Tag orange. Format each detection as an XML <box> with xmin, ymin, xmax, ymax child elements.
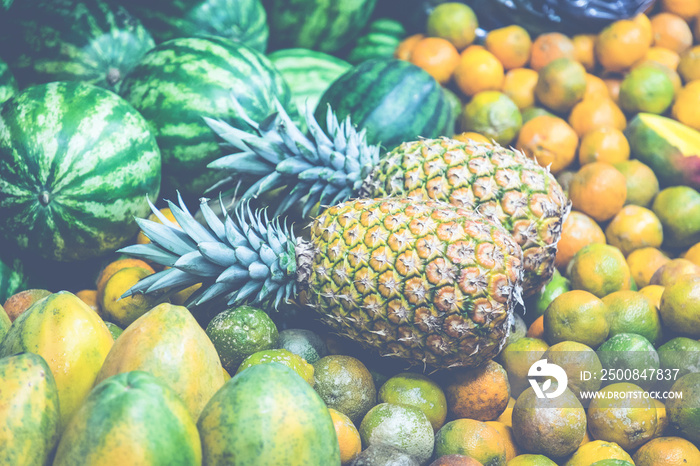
<box><xmin>430</xmin><ymin>455</ymin><xmax>484</xmax><ymax>466</ymax></box>
<box><xmin>568</xmin><ymin>243</ymin><xmax>632</xmax><ymax>298</ymax></box>
<box><xmin>544</xmin><ymin>290</ymin><xmax>609</xmax><ymax>347</ymax></box>
<box><xmin>328</xmin><ymin>408</ymin><xmax>361</xmax><ymax>465</ymax></box>
<box><xmin>453</xmin><ymin>47</ymin><xmax>504</xmax><ymax>96</ymax></box>
<box><xmin>683</xmin><ymin>242</ymin><xmax>700</xmax><ymax>265</ymax></box>
<box><xmin>395</xmin><ymin>33</ymin><xmax>424</xmax><ymax>61</ymax></box>
<box><xmin>583</xmin><ymin>73</ymin><xmax>610</xmax><ymax>100</ymax></box>
<box><xmin>460</xmin><ymin>91</ymin><xmax>522</xmax><ymax>145</ymax></box>
<box><xmin>605</xmin><ymin>205</ymin><xmax>664</xmax><ymax>256</ymax></box>
<box><xmin>443</xmin><ymin>360</ymin><xmax>511</xmax><ymax>422</ymax></box>
<box><xmin>596</xmin><ymin>19</ymin><xmax>651</xmax><ymax>72</ymax></box>
<box><xmin>614</xmin><ymin>159</ymin><xmax>660</xmax><ymax>208</ymax></box>
<box><xmin>426</xmin><ymin>2</ymin><xmax>478</xmax><ymax>50</ymax></box>
<box><xmin>95</xmin><ymin>258</ymin><xmax>155</xmax><ymax>305</ymax></box>
<box><xmin>619</xmin><ymin>64</ymin><xmax>676</xmax><ymax>115</ymax></box>
<box><xmin>100</xmin><ymin>266</ymin><xmax>161</xmax><ymax>328</ymax></box>
<box><xmin>627</xmin><ymin>247</ymin><xmax>671</xmax><ymax>288</ymax></box>
<box><xmin>568</xmin><ymin>98</ymin><xmax>626</xmax><ymax>137</ymax></box>
<box><xmin>496</xmin><ymin>397</ymin><xmax>516</xmax><ymax>427</ymax></box>
<box><xmin>535</xmin><ymin>57</ymin><xmax>587</xmax><ymax>114</ymax></box>
<box><xmin>313</xmin><ymin>355</ymin><xmax>376</xmax><ymax>425</ymax></box>
<box><xmin>530</xmin><ymin>32</ymin><xmax>576</xmax><ymax>71</ymax></box>
<box><xmin>651</xmin><ymin>13</ymin><xmax>693</xmax><ymax>53</ymax></box>
<box><xmin>634</xmin><ymin>59</ymin><xmax>683</xmax><ymax>93</ymax></box>
<box><xmin>666</xmin><ymin>373</ymin><xmax>700</xmax><ymax>444</ymax></box>
<box><xmin>409</xmin><ymin>37</ymin><xmax>460</xmax><ymax>84</ymax></box>
<box><xmin>484</xmin><ymin>25</ymin><xmax>532</xmax><ymax>70</ymax></box>
<box><xmin>541</xmin><ymin>341</ymin><xmax>604</xmax><ymax>407</ymax></box>
<box><xmin>433</xmin><ymin>419</ymin><xmax>507</xmax><ymax>466</ymax></box>
<box><xmin>515</xmin><ymin>115</ymin><xmax>578</xmax><ymax>174</ymax></box>
<box><xmin>136</xmin><ymin>207</ymin><xmax>178</xmax><ymax>245</ymax></box>
<box><xmin>678</xmin><ymin>45</ymin><xmax>700</xmax><ymax>83</ymax></box>
<box><xmin>555</xmin><ymin>211</ymin><xmax>607</xmax><ymax>271</ymax></box>
<box><xmin>661</xmin><ymin>0</ymin><xmax>700</xmax><ymax>19</ymax></box>
<box><xmin>484</xmin><ymin>421</ymin><xmax>520</xmax><ymax>462</ymax></box>
<box><xmin>633</xmin><ymin>436</ymin><xmax>700</xmax><ymax>466</ymax></box>
<box><xmin>640</xmin><ymin>46</ymin><xmax>681</xmax><ymax>70</ymax></box>
<box><xmin>602</xmin><ymin>290</ymin><xmax>663</xmax><ymax>345</ymax></box>
<box><xmin>75</xmin><ymin>289</ymin><xmax>99</xmax><ymax>314</ymax></box>
<box><xmin>563</xmin><ymin>440</ymin><xmax>634</xmax><ymax>466</ymax></box>
<box><xmin>378</xmin><ymin>372</ymin><xmax>447</xmax><ymax>431</ymax></box>
<box><xmin>509</xmin><ymin>455</ymin><xmax>557</xmax><ymax>466</ymax></box>
<box><xmin>526</xmin><ymin>315</ymin><xmax>544</xmax><ymax>339</ymax></box>
<box><xmin>578</xmin><ymin>127</ymin><xmax>630</xmax><ymax>165</ymax></box>
<box><xmin>603</xmin><ymin>77</ymin><xmax>622</xmax><ymax>103</ymax></box>
<box><xmin>653</xmin><ymin>398</ymin><xmax>669</xmax><ymax>438</ymax></box>
<box><xmin>639</xmin><ymin>284</ymin><xmax>665</xmax><ymax>308</ymax></box>
<box><xmin>573</xmin><ymin>34</ymin><xmax>597</xmax><ymax>71</ymax></box>
<box><xmin>499</xmin><ymin>338</ymin><xmax>549</xmax><ymax>399</ymax></box>
<box><xmin>502</xmin><ymin>68</ymin><xmax>539</xmax><ymax>109</ymax></box>
<box><xmin>632</xmin><ymin>12</ymin><xmax>654</xmax><ymax>46</ymax></box>
<box><xmin>650</xmin><ymin>258</ymin><xmax>700</xmax><ymax>286</ymax></box>
<box><xmin>672</xmin><ymin>80</ymin><xmax>700</xmax><ymax>130</ymax></box>
<box><xmin>453</xmin><ymin>132</ymin><xmax>491</xmax><ymax>144</ymax></box>
<box><xmin>569</xmin><ymin>162</ymin><xmax>627</xmax><ymax>222</ymax></box>
<box><xmin>659</xmin><ymin>274</ymin><xmax>700</xmax><ymax>337</ymax></box>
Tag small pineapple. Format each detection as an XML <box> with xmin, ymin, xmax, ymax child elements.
<box><xmin>204</xmin><ymin>100</ymin><xmax>569</xmax><ymax>295</ymax></box>
<box><xmin>122</xmin><ymin>196</ymin><xmax>524</xmax><ymax>369</ymax></box>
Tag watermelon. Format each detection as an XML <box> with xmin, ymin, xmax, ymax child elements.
<box><xmin>53</xmin><ymin>371</ymin><xmax>201</xmax><ymax>466</ymax></box>
<box><xmin>119</xmin><ymin>36</ymin><xmax>295</xmax><ymax>198</ymax></box>
<box><xmin>0</xmin><ymin>0</ymin><xmax>155</xmax><ymax>91</ymax></box>
<box><xmin>0</xmin><ymin>82</ymin><xmax>161</xmax><ymax>262</ymax></box>
<box><xmin>118</xmin><ymin>0</ymin><xmax>269</xmax><ymax>52</ymax></box>
<box><xmin>315</xmin><ymin>58</ymin><xmax>457</xmax><ymax>150</ymax></box>
<box><xmin>347</xmin><ymin>18</ymin><xmax>406</xmax><ymax>65</ymax></box>
<box><xmin>0</xmin><ymin>58</ymin><xmax>17</xmax><ymax>106</ymax></box>
<box><xmin>0</xmin><ymin>253</ymin><xmax>28</xmax><ymax>304</ymax></box>
<box><xmin>268</xmin><ymin>48</ymin><xmax>351</xmax><ymax>115</ymax></box>
<box><xmin>264</xmin><ymin>0</ymin><xmax>377</xmax><ymax>53</ymax></box>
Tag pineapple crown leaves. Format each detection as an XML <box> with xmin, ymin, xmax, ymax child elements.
<box><xmin>203</xmin><ymin>95</ymin><xmax>381</xmax><ymax>217</ymax></box>
<box><xmin>118</xmin><ymin>193</ymin><xmax>298</xmax><ymax>309</ymax></box>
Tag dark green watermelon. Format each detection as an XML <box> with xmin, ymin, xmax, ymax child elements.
<box><xmin>0</xmin><ymin>82</ymin><xmax>161</xmax><ymax>262</ymax></box>
<box><xmin>346</xmin><ymin>18</ymin><xmax>406</xmax><ymax>65</ymax></box>
<box><xmin>119</xmin><ymin>36</ymin><xmax>295</xmax><ymax>198</ymax></box>
<box><xmin>118</xmin><ymin>0</ymin><xmax>268</xmax><ymax>52</ymax></box>
<box><xmin>0</xmin><ymin>58</ymin><xmax>17</xmax><ymax>106</ymax></box>
<box><xmin>265</xmin><ymin>0</ymin><xmax>377</xmax><ymax>53</ymax></box>
<box><xmin>315</xmin><ymin>58</ymin><xmax>456</xmax><ymax>149</ymax></box>
<box><xmin>0</xmin><ymin>253</ymin><xmax>29</xmax><ymax>303</ymax></box>
<box><xmin>0</xmin><ymin>0</ymin><xmax>155</xmax><ymax>91</ymax></box>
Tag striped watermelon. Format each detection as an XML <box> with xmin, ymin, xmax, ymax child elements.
<box><xmin>0</xmin><ymin>254</ymin><xmax>28</xmax><ymax>303</ymax></box>
<box><xmin>119</xmin><ymin>36</ymin><xmax>295</xmax><ymax>198</ymax></box>
<box><xmin>0</xmin><ymin>82</ymin><xmax>161</xmax><ymax>262</ymax></box>
<box><xmin>119</xmin><ymin>0</ymin><xmax>269</xmax><ymax>52</ymax></box>
<box><xmin>347</xmin><ymin>18</ymin><xmax>406</xmax><ymax>65</ymax></box>
<box><xmin>315</xmin><ymin>58</ymin><xmax>457</xmax><ymax>149</ymax></box>
<box><xmin>264</xmin><ymin>0</ymin><xmax>377</xmax><ymax>53</ymax></box>
<box><xmin>268</xmin><ymin>48</ymin><xmax>351</xmax><ymax>115</ymax></box>
<box><xmin>0</xmin><ymin>0</ymin><xmax>154</xmax><ymax>91</ymax></box>
<box><xmin>0</xmin><ymin>58</ymin><xmax>17</xmax><ymax>106</ymax></box>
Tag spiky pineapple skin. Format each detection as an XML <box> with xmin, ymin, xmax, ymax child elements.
<box><xmin>302</xmin><ymin>198</ymin><xmax>523</xmax><ymax>369</ymax></box>
<box><xmin>362</xmin><ymin>139</ymin><xmax>570</xmax><ymax>297</ymax></box>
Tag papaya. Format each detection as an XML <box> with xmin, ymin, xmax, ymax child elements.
<box><xmin>625</xmin><ymin>113</ymin><xmax>700</xmax><ymax>190</ymax></box>
<box><xmin>96</xmin><ymin>302</ymin><xmax>224</xmax><ymax>420</ymax></box>
<box><xmin>198</xmin><ymin>363</ymin><xmax>341</xmax><ymax>465</ymax></box>
<box><xmin>0</xmin><ymin>291</ymin><xmax>114</xmax><ymax>429</ymax></box>
<box><xmin>0</xmin><ymin>304</ymin><xmax>10</xmax><ymax>341</ymax></box>
<box><xmin>0</xmin><ymin>353</ymin><xmax>60</xmax><ymax>466</ymax></box>
<box><xmin>53</xmin><ymin>371</ymin><xmax>201</xmax><ymax>466</ymax></box>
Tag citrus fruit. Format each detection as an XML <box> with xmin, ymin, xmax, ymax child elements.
<box><xmin>485</xmin><ymin>421</ymin><xmax>520</xmax><ymax>462</ymax></box>
<box><xmin>639</xmin><ymin>284</ymin><xmax>665</xmax><ymax>308</ymax></box>
<box><xmin>378</xmin><ymin>372</ymin><xmax>447</xmax><ymax>431</ymax></box>
<box><xmin>206</xmin><ymin>305</ymin><xmax>279</xmax><ymax>372</ymax></box>
<box><xmin>496</xmin><ymin>397</ymin><xmax>516</xmax><ymax>427</ymax></box>
<box><xmin>603</xmin><ymin>78</ymin><xmax>622</xmax><ymax>103</ymax></box>
<box><xmin>530</xmin><ymin>32</ymin><xmax>576</xmax><ymax>71</ymax></box>
<box><xmin>678</xmin><ymin>45</ymin><xmax>700</xmax><ymax>82</ymax></box>
<box><xmin>75</xmin><ymin>289</ymin><xmax>99</xmax><ymax>314</ymax></box>
<box><xmin>658</xmin><ymin>337</ymin><xmax>700</xmax><ymax>382</ymax></box>
<box><xmin>667</xmin><ymin>373</ymin><xmax>700</xmax><ymax>444</ymax></box>
<box><xmin>653</xmin><ymin>398</ymin><xmax>669</xmax><ymax>438</ymax></box>
<box><xmin>410</xmin><ymin>37</ymin><xmax>460</xmax><ymax>84</ymax></box>
<box><xmin>569</xmin><ymin>162</ymin><xmax>627</xmax><ymax>222</ymax></box>
<box><xmin>460</xmin><ymin>91</ymin><xmax>522</xmax><ymax>145</ymax></box>
<box><xmin>526</xmin><ymin>315</ymin><xmax>545</xmax><ymax>339</ymax></box>
<box><xmin>430</xmin><ymin>455</ymin><xmax>484</xmax><ymax>465</ymax></box>
<box><xmin>426</xmin><ymin>2</ymin><xmax>478</xmax><ymax>50</ymax></box>
<box><xmin>650</xmin><ymin>12</ymin><xmax>693</xmax><ymax>53</ymax></box>
<box><xmin>650</xmin><ymin>258</ymin><xmax>700</xmax><ymax>286</ymax></box>
<box><xmin>277</xmin><ymin>328</ymin><xmax>327</xmax><ymax>364</ymax></box>
<box><xmin>395</xmin><ymin>33</ymin><xmax>424</xmax><ymax>61</ymax></box>
<box><xmin>484</xmin><ymin>25</ymin><xmax>531</xmax><ymax>70</ymax></box>
<box><xmin>526</xmin><ymin>268</ymin><xmax>571</xmax><ymax>319</ymax></box>
<box><xmin>95</xmin><ymin>258</ymin><xmax>155</xmax><ymax>305</ymax></box>
<box><xmin>508</xmin><ymin>454</ymin><xmax>557</xmax><ymax>466</ymax></box>
<box><xmin>683</xmin><ymin>242</ymin><xmax>700</xmax><ymax>265</ymax></box>
<box><xmin>502</xmin><ymin>68</ymin><xmax>539</xmax><ymax>110</ymax></box>
<box><xmin>573</xmin><ymin>34</ymin><xmax>597</xmax><ymax>71</ymax></box>
<box><xmin>434</xmin><ymin>419</ymin><xmax>507</xmax><ymax>466</ymax></box>
<box><xmin>605</xmin><ymin>205</ymin><xmax>664</xmax><ymax>256</ymax></box>
<box><xmin>596</xmin><ymin>19</ymin><xmax>651</xmax><ymax>72</ymax></box>
<box><xmin>659</xmin><ymin>274</ymin><xmax>700</xmax><ymax>337</ymax></box>
<box><xmin>597</xmin><ymin>333</ymin><xmax>660</xmax><ymax>389</ymax></box>
<box><xmin>568</xmin><ymin>98</ymin><xmax>626</xmax><ymax>137</ymax></box>
<box><xmin>454</xmin><ymin>48</ymin><xmax>504</xmax><ymax>96</ymax></box>
<box><xmin>626</xmin><ymin>247</ymin><xmax>671</xmax><ymax>288</ymax></box>
<box><xmin>613</xmin><ymin>159</ymin><xmax>659</xmax><ymax>207</ymax></box>
<box><xmin>541</xmin><ymin>341</ymin><xmax>604</xmax><ymax>404</ymax></box>
<box><xmin>100</xmin><ymin>267</ymin><xmax>160</xmax><ymax>328</ymax></box>
<box><xmin>313</xmin><ymin>355</ymin><xmax>376</xmax><ymax>424</ymax></box>
<box><xmin>568</xmin><ymin>243</ymin><xmax>632</xmax><ymax>298</ymax></box>
<box><xmin>351</xmin><ymin>444</ymin><xmax>420</xmax><ymax>465</ymax></box>
<box><xmin>578</xmin><ymin>127</ymin><xmax>629</xmax><ymax>166</ymax></box>
<box><xmin>512</xmin><ymin>385</ymin><xmax>587</xmax><ymax>459</ymax></box>
<box><xmin>521</xmin><ymin>106</ymin><xmax>553</xmax><ymax>124</ymax></box>
<box><xmin>619</xmin><ymin>65</ymin><xmax>675</xmax><ymax>114</ymax></box>
<box><xmin>359</xmin><ymin>403</ymin><xmax>434</xmax><ymax>464</ymax></box>
<box><xmin>453</xmin><ymin>132</ymin><xmax>491</xmax><ymax>144</ymax></box>
<box><xmin>661</xmin><ymin>0</ymin><xmax>700</xmax><ymax>19</ymax></box>
<box><xmin>515</xmin><ymin>115</ymin><xmax>578</xmax><ymax>173</ymax></box>
<box><xmin>633</xmin><ymin>435</ymin><xmax>700</xmax><ymax>466</ymax></box>
<box><xmin>602</xmin><ymin>289</ymin><xmax>663</xmax><ymax>345</ymax></box>
<box><xmin>587</xmin><ymin>383</ymin><xmax>657</xmax><ymax>451</ymax></box>
<box><xmin>672</xmin><ymin>80</ymin><xmax>700</xmax><ymax>130</ymax></box>
<box><xmin>563</xmin><ymin>440</ymin><xmax>634</xmax><ymax>466</ymax></box>
<box><xmin>500</xmin><ymin>338</ymin><xmax>549</xmax><ymax>399</ymax></box>
<box><xmin>535</xmin><ymin>58</ymin><xmax>587</xmax><ymax>114</ymax></box>
<box><xmin>136</xmin><ymin>207</ymin><xmax>177</xmax><ymax>245</ymax></box>
<box><xmin>505</xmin><ymin>313</ymin><xmax>528</xmax><ymax>346</ymax></box>
<box><xmin>236</xmin><ymin>349</ymin><xmax>314</xmax><ymax>386</ymax></box>
<box><xmin>555</xmin><ymin>211</ymin><xmax>606</xmax><ymax>271</ymax></box>
<box><xmin>544</xmin><ymin>290</ymin><xmax>609</xmax><ymax>347</ymax></box>
<box><xmin>640</xmin><ymin>46</ymin><xmax>681</xmax><ymax>70</ymax></box>
<box><xmin>443</xmin><ymin>360</ymin><xmax>511</xmax><ymax>422</ymax></box>
<box><xmin>329</xmin><ymin>408</ymin><xmax>362</xmax><ymax>465</ymax></box>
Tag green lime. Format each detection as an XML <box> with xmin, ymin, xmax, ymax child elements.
<box><xmin>313</xmin><ymin>355</ymin><xmax>376</xmax><ymax>425</ymax></box>
<box><xmin>652</xmin><ymin>186</ymin><xmax>700</xmax><ymax>250</ymax></box>
<box><xmin>526</xmin><ymin>268</ymin><xmax>571</xmax><ymax>322</ymax></box>
<box><xmin>104</xmin><ymin>321</ymin><xmax>123</xmax><ymax>340</ymax></box>
<box><xmin>236</xmin><ymin>349</ymin><xmax>314</xmax><ymax>386</ymax></box>
<box><xmin>378</xmin><ymin>372</ymin><xmax>447</xmax><ymax>431</ymax></box>
<box><xmin>602</xmin><ymin>290</ymin><xmax>663</xmax><ymax>346</ymax></box>
<box><xmin>276</xmin><ymin>328</ymin><xmax>327</xmax><ymax>364</ymax></box>
<box><xmin>205</xmin><ymin>305</ymin><xmax>278</xmax><ymax>373</ymax></box>
<box><xmin>460</xmin><ymin>91</ymin><xmax>522</xmax><ymax>145</ymax></box>
<box><xmin>619</xmin><ymin>66</ymin><xmax>675</xmax><ymax>115</ymax></box>
<box><xmin>667</xmin><ymin>373</ymin><xmax>700</xmax><ymax>444</ymax></box>
<box><xmin>597</xmin><ymin>333</ymin><xmax>659</xmax><ymax>389</ymax></box>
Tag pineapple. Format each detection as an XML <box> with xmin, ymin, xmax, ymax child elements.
<box><xmin>204</xmin><ymin>100</ymin><xmax>569</xmax><ymax>296</ymax></box>
<box><xmin>122</xmin><ymin>196</ymin><xmax>524</xmax><ymax>369</ymax></box>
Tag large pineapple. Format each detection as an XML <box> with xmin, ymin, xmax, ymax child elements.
<box><xmin>122</xmin><ymin>197</ymin><xmax>524</xmax><ymax>369</ymax></box>
<box><xmin>204</xmin><ymin>101</ymin><xmax>569</xmax><ymax>295</ymax></box>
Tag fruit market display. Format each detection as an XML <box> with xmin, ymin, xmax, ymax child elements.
<box><xmin>3</xmin><ymin>0</ymin><xmax>700</xmax><ymax>465</ymax></box>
